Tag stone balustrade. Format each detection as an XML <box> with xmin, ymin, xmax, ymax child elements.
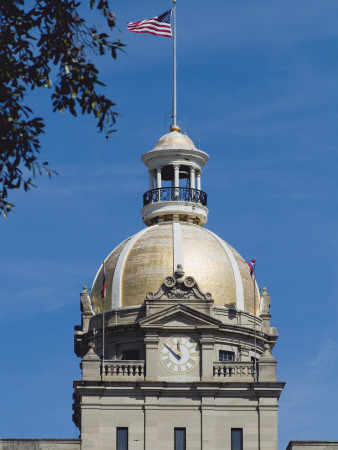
<box><xmin>102</xmin><ymin>360</ymin><xmax>145</xmax><ymax>379</ymax></box>
<box><xmin>213</xmin><ymin>361</ymin><xmax>254</xmax><ymax>380</ymax></box>
<box><xmin>84</xmin><ymin>359</ymin><xmax>256</xmax><ymax>381</ymax></box>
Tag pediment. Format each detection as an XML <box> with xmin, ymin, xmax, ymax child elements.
<box><xmin>139</xmin><ymin>303</ymin><xmax>221</xmax><ymax>331</ymax></box>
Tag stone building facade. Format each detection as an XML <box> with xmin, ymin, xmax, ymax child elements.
<box><xmin>72</xmin><ymin>128</ymin><xmax>285</xmax><ymax>450</ymax></box>
<box><xmin>2</xmin><ymin>129</ymin><xmax>337</xmax><ymax>450</ymax></box>
<box><xmin>0</xmin><ymin>439</ymin><xmax>81</xmax><ymax>449</ymax></box>
<box><xmin>286</xmin><ymin>443</ymin><xmax>338</xmax><ymax>450</ymax></box>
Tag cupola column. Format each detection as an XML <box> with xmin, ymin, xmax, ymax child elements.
<box><xmin>190</xmin><ymin>167</ymin><xmax>196</xmax><ymax>189</ymax></box>
<box><xmin>174</xmin><ymin>164</ymin><xmax>180</xmax><ymax>187</ymax></box>
<box><xmin>196</xmin><ymin>170</ymin><xmax>201</xmax><ymax>190</ymax></box>
<box><xmin>156</xmin><ymin>167</ymin><xmax>162</xmax><ymax>189</ymax></box>
<box><xmin>148</xmin><ymin>170</ymin><xmax>154</xmax><ymax>190</ymax></box>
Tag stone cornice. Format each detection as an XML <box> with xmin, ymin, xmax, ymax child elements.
<box><xmin>73</xmin><ymin>380</ymin><xmax>285</xmax><ymax>396</ymax></box>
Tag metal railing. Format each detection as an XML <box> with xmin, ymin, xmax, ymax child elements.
<box><xmin>143</xmin><ymin>187</ymin><xmax>207</xmax><ymax>207</ymax></box>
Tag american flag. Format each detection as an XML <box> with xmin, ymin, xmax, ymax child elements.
<box><xmin>127</xmin><ymin>10</ymin><xmax>172</xmax><ymax>38</ymax></box>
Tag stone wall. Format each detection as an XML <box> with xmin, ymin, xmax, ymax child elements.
<box><xmin>287</xmin><ymin>442</ymin><xmax>338</xmax><ymax>450</ymax></box>
<box><xmin>0</xmin><ymin>439</ymin><xmax>81</xmax><ymax>450</ymax></box>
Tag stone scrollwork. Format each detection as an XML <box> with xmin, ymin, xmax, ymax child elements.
<box><xmin>146</xmin><ymin>264</ymin><xmax>212</xmax><ymax>301</ymax></box>
<box><xmin>164</xmin><ymin>276</ymin><xmax>175</xmax><ymax>288</ymax></box>
<box><xmin>184</xmin><ymin>276</ymin><xmax>195</xmax><ymax>288</ymax></box>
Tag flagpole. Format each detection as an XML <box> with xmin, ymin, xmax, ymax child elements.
<box><xmin>102</xmin><ymin>305</ymin><xmax>105</xmax><ymax>379</ymax></box>
<box><xmin>101</xmin><ymin>262</ymin><xmax>106</xmax><ymax>380</ymax></box>
<box><xmin>253</xmin><ymin>266</ymin><xmax>257</xmax><ymax>381</ymax></box>
<box><xmin>246</xmin><ymin>259</ymin><xmax>257</xmax><ymax>381</ymax></box>
<box><xmin>171</xmin><ymin>0</ymin><xmax>179</xmax><ymax>131</ymax></box>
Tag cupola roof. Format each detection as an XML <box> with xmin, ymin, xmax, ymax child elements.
<box><xmin>142</xmin><ymin>130</ymin><xmax>208</xmax><ymax>167</ymax></box>
<box><xmin>153</xmin><ymin>130</ymin><xmax>197</xmax><ymax>151</ymax></box>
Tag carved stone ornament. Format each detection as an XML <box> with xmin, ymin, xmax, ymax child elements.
<box><xmin>83</xmin><ymin>340</ymin><xmax>99</xmax><ymax>360</ymax></box>
<box><xmin>262</xmin><ymin>342</ymin><xmax>273</xmax><ymax>357</ymax></box>
<box><xmin>146</xmin><ymin>264</ymin><xmax>212</xmax><ymax>301</ymax></box>
<box><xmin>81</xmin><ymin>285</ymin><xmax>94</xmax><ymax>314</ymax></box>
<box><xmin>260</xmin><ymin>287</ymin><xmax>271</xmax><ymax>315</ymax></box>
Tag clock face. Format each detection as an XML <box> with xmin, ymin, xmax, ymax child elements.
<box><xmin>159</xmin><ymin>336</ymin><xmax>200</xmax><ymax>374</ymax></box>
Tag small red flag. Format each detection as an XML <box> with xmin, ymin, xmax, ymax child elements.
<box><xmin>245</xmin><ymin>260</ymin><xmax>256</xmax><ymax>278</ymax></box>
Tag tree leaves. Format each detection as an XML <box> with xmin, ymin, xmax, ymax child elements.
<box><xmin>0</xmin><ymin>0</ymin><xmax>125</xmax><ymax>217</ymax></box>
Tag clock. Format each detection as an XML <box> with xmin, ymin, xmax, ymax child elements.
<box><xmin>159</xmin><ymin>336</ymin><xmax>200</xmax><ymax>374</ymax></box>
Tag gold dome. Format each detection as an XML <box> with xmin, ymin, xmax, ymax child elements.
<box><xmin>91</xmin><ymin>222</ymin><xmax>259</xmax><ymax>315</ymax></box>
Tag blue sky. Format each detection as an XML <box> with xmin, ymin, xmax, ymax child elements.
<box><xmin>1</xmin><ymin>1</ymin><xmax>338</xmax><ymax>448</ymax></box>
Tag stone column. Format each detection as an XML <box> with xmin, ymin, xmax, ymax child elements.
<box><xmin>190</xmin><ymin>167</ymin><xmax>196</xmax><ymax>190</ymax></box>
<box><xmin>260</xmin><ymin>287</ymin><xmax>271</xmax><ymax>334</ymax></box>
<box><xmin>196</xmin><ymin>171</ymin><xmax>201</xmax><ymax>190</ymax></box>
<box><xmin>144</xmin><ymin>398</ymin><xmax>159</xmax><ymax>450</ymax></box>
<box><xmin>201</xmin><ymin>397</ymin><xmax>217</xmax><ymax>450</ymax></box>
<box><xmin>258</xmin><ymin>344</ymin><xmax>277</xmax><ymax>382</ymax></box>
<box><xmin>174</xmin><ymin>164</ymin><xmax>180</xmax><ymax>187</ymax></box>
<box><xmin>81</xmin><ymin>341</ymin><xmax>101</xmax><ymax>380</ymax></box>
<box><xmin>80</xmin><ymin>286</ymin><xmax>94</xmax><ymax>333</ymax></box>
<box><xmin>200</xmin><ymin>332</ymin><xmax>215</xmax><ymax>381</ymax></box>
<box><xmin>144</xmin><ymin>331</ymin><xmax>159</xmax><ymax>381</ymax></box>
<box><xmin>258</xmin><ymin>398</ymin><xmax>279</xmax><ymax>450</ymax></box>
<box><xmin>156</xmin><ymin>167</ymin><xmax>162</xmax><ymax>189</ymax></box>
<box><xmin>173</xmin><ymin>164</ymin><xmax>180</xmax><ymax>200</ymax></box>
<box><xmin>148</xmin><ymin>170</ymin><xmax>154</xmax><ymax>190</ymax></box>
<box><xmin>110</xmin><ymin>342</ymin><xmax>117</xmax><ymax>360</ymax></box>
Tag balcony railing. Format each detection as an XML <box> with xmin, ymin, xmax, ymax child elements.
<box><xmin>102</xmin><ymin>360</ymin><xmax>145</xmax><ymax>378</ymax></box>
<box><xmin>143</xmin><ymin>187</ymin><xmax>207</xmax><ymax>207</ymax></box>
<box><xmin>84</xmin><ymin>360</ymin><xmax>255</xmax><ymax>381</ymax></box>
<box><xmin>213</xmin><ymin>362</ymin><xmax>254</xmax><ymax>379</ymax></box>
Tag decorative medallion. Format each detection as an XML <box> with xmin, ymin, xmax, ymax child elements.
<box><xmin>146</xmin><ymin>265</ymin><xmax>212</xmax><ymax>301</ymax></box>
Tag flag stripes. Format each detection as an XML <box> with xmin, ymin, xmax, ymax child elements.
<box><xmin>127</xmin><ymin>10</ymin><xmax>172</xmax><ymax>38</ymax></box>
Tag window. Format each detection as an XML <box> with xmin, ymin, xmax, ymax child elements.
<box><xmin>219</xmin><ymin>350</ymin><xmax>235</xmax><ymax>362</ymax></box>
<box><xmin>174</xmin><ymin>428</ymin><xmax>186</xmax><ymax>450</ymax></box>
<box><xmin>122</xmin><ymin>349</ymin><xmax>140</xmax><ymax>360</ymax></box>
<box><xmin>116</xmin><ymin>427</ymin><xmax>128</xmax><ymax>450</ymax></box>
<box><xmin>231</xmin><ymin>428</ymin><xmax>243</xmax><ymax>450</ymax></box>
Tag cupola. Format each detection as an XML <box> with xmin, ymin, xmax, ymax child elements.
<box><xmin>141</xmin><ymin>129</ymin><xmax>209</xmax><ymax>226</ymax></box>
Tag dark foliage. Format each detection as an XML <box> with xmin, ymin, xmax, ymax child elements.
<box><xmin>0</xmin><ymin>0</ymin><xmax>124</xmax><ymax>217</ymax></box>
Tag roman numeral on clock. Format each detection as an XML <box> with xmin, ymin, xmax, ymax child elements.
<box><xmin>166</xmin><ymin>361</ymin><xmax>173</xmax><ymax>369</ymax></box>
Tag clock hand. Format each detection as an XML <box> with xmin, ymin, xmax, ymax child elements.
<box><xmin>165</xmin><ymin>343</ymin><xmax>182</xmax><ymax>358</ymax></box>
<box><xmin>171</xmin><ymin>343</ymin><xmax>182</xmax><ymax>357</ymax></box>
<box><xmin>165</xmin><ymin>342</ymin><xmax>177</xmax><ymax>355</ymax></box>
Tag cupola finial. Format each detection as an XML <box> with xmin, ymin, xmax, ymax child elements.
<box><xmin>170</xmin><ymin>124</ymin><xmax>181</xmax><ymax>132</ymax></box>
